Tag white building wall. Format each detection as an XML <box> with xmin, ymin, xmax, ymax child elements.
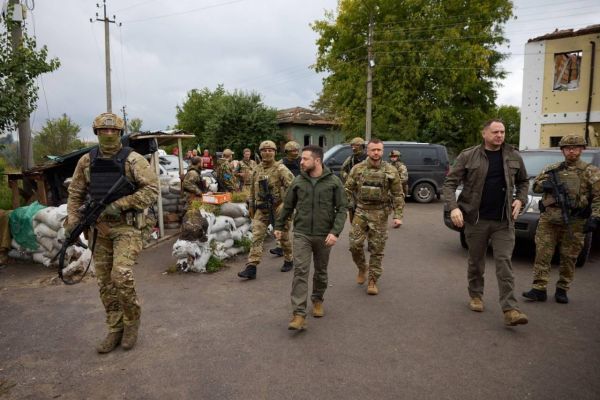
<box><xmin>519</xmin><ymin>41</ymin><xmax>546</xmax><ymax>150</ymax></box>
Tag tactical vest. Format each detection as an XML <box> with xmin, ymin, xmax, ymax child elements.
<box><xmin>343</xmin><ymin>153</ymin><xmax>367</xmax><ymax>174</ymax></box>
<box><xmin>357</xmin><ymin>165</ymin><xmax>390</xmax><ymax>204</ymax></box>
<box><xmin>282</xmin><ymin>157</ymin><xmax>301</xmax><ymax>176</ymax></box>
<box><xmin>88</xmin><ymin>147</ymin><xmax>136</xmax><ymax>202</ymax></box>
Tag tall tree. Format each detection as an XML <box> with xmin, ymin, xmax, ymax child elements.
<box><xmin>312</xmin><ymin>0</ymin><xmax>513</xmax><ymax>151</ymax></box>
<box><xmin>176</xmin><ymin>85</ymin><xmax>281</xmax><ymax>155</ymax></box>
<box><xmin>0</xmin><ymin>7</ymin><xmax>60</xmax><ymax>134</ymax></box>
<box><xmin>33</xmin><ymin>114</ymin><xmax>84</xmax><ymax>164</ymax></box>
<box><xmin>128</xmin><ymin>118</ymin><xmax>143</xmax><ymax>133</ymax></box>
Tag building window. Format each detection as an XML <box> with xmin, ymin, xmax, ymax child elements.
<box><xmin>304</xmin><ymin>135</ymin><xmax>311</xmax><ymax>146</ymax></box>
<box><xmin>550</xmin><ymin>136</ymin><xmax>562</xmax><ymax>147</ymax></box>
<box><xmin>553</xmin><ymin>51</ymin><xmax>582</xmax><ymax>91</ymax></box>
<box><xmin>318</xmin><ymin>135</ymin><xmax>327</xmax><ymax>148</ymax></box>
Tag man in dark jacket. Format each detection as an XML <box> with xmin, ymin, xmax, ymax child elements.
<box><xmin>443</xmin><ymin>119</ymin><xmax>530</xmax><ymax>327</ymax></box>
<box><xmin>275</xmin><ymin>145</ymin><xmax>347</xmax><ymax>330</ymax></box>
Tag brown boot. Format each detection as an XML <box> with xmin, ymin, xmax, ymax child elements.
<box><xmin>312</xmin><ymin>301</ymin><xmax>324</xmax><ymax>318</ymax></box>
<box><xmin>503</xmin><ymin>309</ymin><xmax>528</xmax><ymax>326</ymax></box>
<box><xmin>288</xmin><ymin>315</ymin><xmax>306</xmax><ymax>330</ymax></box>
<box><xmin>356</xmin><ymin>268</ymin><xmax>367</xmax><ymax>285</ymax></box>
<box><xmin>469</xmin><ymin>297</ymin><xmax>484</xmax><ymax>312</ymax></box>
<box><xmin>121</xmin><ymin>321</ymin><xmax>140</xmax><ymax>350</ymax></box>
<box><xmin>367</xmin><ymin>278</ymin><xmax>378</xmax><ymax>295</ymax></box>
<box><xmin>96</xmin><ymin>331</ymin><xmax>123</xmax><ymax>354</ymax></box>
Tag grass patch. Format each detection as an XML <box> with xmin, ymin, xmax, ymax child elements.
<box><xmin>234</xmin><ymin>237</ymin><xmax>252</xmax><ymax>253</ymax></box>
<box><xmin>230</xmin><ymin>191</ymin><xmax>248</xmax><ymax>203</ymax></box>
<box><xmin>205</xmin><ymin>256</ymin><xmax>225</xmax><ymax>273</ymax></box>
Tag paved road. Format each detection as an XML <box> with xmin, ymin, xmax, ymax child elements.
<box><xmin>1</xmin><ymin>201</ymin><xmax>599</xmax><ymax>399</ymax></box>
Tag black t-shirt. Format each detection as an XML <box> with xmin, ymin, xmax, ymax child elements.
<box><xmin>479</xmin><ymin>149</ymin><xmax>506</xmax><ymax>220</ymax></box>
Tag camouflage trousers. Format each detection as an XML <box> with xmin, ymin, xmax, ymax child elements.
<box><xmin>348</xmin><ymin>208</ymin><xmax>389</xmax><ymax>280</ymax></box>
<box><xmin>94</xmin><ymin>224</ymin><xmax>143</xmax><ymax>333</ymax></box>
<box><xmin>532</xmin><ymin>215</ymin><xmax>585</xmax><ymax>291</ymax></box>
<box><xmin>247</xmin><ymin>207</ymin><xmax>292</xmax><ymax>265</ymax></box>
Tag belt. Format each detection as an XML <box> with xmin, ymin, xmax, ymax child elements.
<box><xmin>357</xmin><ymin>203</ymin><xmax>387</xmax><ymax>211</ymax></box>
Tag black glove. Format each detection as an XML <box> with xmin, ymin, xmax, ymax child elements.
<box><xmin>541</xmin><ymin>180</ymin><xmax>554</xmax><ymax>193</ymax></box>
<box><xmin>583</xmin><ymin>217</ymin><xmax>599</xmax><ymax>233</ymax></box>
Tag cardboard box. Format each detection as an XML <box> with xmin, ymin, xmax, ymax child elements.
<box><xmin>202</xmin><ymin>192</ymin><xmax>232</xmax><ymax>205</ymax></box>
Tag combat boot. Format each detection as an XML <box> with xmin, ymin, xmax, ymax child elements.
<box><xmin>469</xmin><ymin>297</ymin><xmax>484</xmax><ymax>312</ymax></box>
<box><xmin>356</xmin><ymin>268</ymin><xmax>367</xmax><ymax>285</ymax></box>
<box><xmin>121</xmin><ymin>321</ymin><xmax>140</xmax><ymax>350</ymax></box>
<box><xmin>555</xmin><ymin>288</ymin><xmax>569</xmax><ymax>304</ymax></box>
<box><xmin>96</xmin><ymin>331</ymin><xmax>123</xmax><ymax>354</ymax></box>
<box><xmin>238</xmin><ymin>264</ymin><xmax>257</xmax><ymax>279</ymax></box>
<box><xmin>367</xmin><ymin>278</ymin><xmax>378</xmax><ymax>295</ymax></box>
<box><xmin>280</xmin><ymin>260</ymin><xmax>293</xmax><ymax>272</ymax></box>
<box><xmin>503</xmin><ymin>309</ymin><xmax>528</xmax><ymax>326</ymax></box>
<box><xmin>522</xmin><ymin>288</ymin><xmax>547</xmax><ymax>302</ymax></box>
<box><xmin>288</xmin><ymin>315</ymin><xmax>306</xmax><ymax>330</ymax></box>
<box><xmin>312</xmin><ymin>301</ymin><xmax>324</xmax><ymax>318</ymax></box>
<box><xmin>269</xmin><ymin>247</ymin><xmax>284</xmax><ymax>257</ymax></box>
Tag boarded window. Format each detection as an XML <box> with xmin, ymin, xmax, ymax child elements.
<box><xmin>553</xmin><ymin>51</ymin><xmax>581</xmax><ymax>91</ymax></box>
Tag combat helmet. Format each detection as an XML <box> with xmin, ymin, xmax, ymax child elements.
<box><xmin>390</xmin><ymin>150</ymin><xmax>401</xmax><ymax>157</ymax></box>
<box><xmin>284</xmin><ymin>141</ymin><xmax>300</xmax><ymax>152</ymax></box>
<box><xmin>223</xmin><ymin>148</ymin><xmax>234</xmax><ymax>157</ymax></box>
<box><xmin>349</xmin><ymin>137</ymin><xmax>365</xmax><ymax>146</ymax></box>
<box><xmin>92</xmin><ymin>112</ymin><xmax>125</xmax><ymax>134</ymax></box>
<box><xmin>259</xmin><ymin>140</ymin><xmax>277</xmax><ymax>151</ymax></box>
<box><xmin>558</xmin><ymin>134</ymin><xmax>586</xmax><ymax>148</ymax></box>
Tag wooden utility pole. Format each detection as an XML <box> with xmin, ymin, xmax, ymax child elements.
<box><xmin>91</xmin><ymin>0</ymin><xmax>119</xmax><ymax>113</ymax></box>
<box><xmin>365</xmin><ymin>13</ymin><xmax>374</xmax><ymax>142</ymax></box>
<box><xmin>8</xmin><ymin>0</ymin><xmax>34</xmax><ymax>171</ymax></box>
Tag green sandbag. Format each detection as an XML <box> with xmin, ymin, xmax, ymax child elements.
<box><xmin>9</xmin><ymin>201</ymin><xmax>47</xmax><ymax>250</ymax></box>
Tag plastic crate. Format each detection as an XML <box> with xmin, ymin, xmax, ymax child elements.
<box><xmin>202</xmin><ymin>192</ymin><xmax>232</xmax><ymax>205</ymax></box>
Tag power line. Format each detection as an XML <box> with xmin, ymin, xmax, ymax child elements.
<box><xmin>114</xmin><ymin>0</ymin><xmax>159</xmax><ymax>13</ymax></box>
<box><xmin>122</xmin><ymin>0</ymin><xmax>248</xmax><ymax>24</ymax></box>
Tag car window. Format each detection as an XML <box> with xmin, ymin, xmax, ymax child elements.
<box><xmin>402</xmin><ymin>147</ymin><xmax>440</xmax><ymax>166</ymax></box>
<box><xmin>521</xmin><ymin>152</ymin><xmax>595</xmax><ymax>177</ymax></box>
<box><xmin>327</xmin><ymin>146</ymin><xmax>353</xmax><ymax>165</ymax></box>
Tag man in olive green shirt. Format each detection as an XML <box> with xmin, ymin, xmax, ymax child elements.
<box><xmin>275</xmin><ymin>145</ymin><xmax>347</xmax><ymax>330</ymax></box>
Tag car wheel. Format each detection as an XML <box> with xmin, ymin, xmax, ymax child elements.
<box><xmin>575</xmin><ymin>232</ymin><xmax>593</xmax><ymax>268</ymax></box>
<box><xmin>460</xmin><ymin>231</ymin><xmax>468</xmax><ymax>249</ymax></box>
<box><xmin>412</xmin><ymin>182</ymin><xmax>435</xmax><ymax>203</ymax></box>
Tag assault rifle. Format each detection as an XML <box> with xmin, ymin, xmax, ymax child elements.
<box><xmin>258</xmin><ymin>177</ymin><xmax>276</xmax><ymax>229</ymax></box>
<box><xmin>53</xmin><ymin>175</ymin><xmax>136</xmax><ymax>285</ymax></box>
<box><xmin>541</xmin><ymin>168</ymin><xmax>572</xmax><ymax>229</ymax></box>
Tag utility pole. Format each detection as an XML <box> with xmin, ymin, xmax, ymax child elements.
<box><xmin>365</xmin><ymin>13</ymin><xmax>374</xmax><ymax>142</ymax></box>
<box><xmin>91</xmin><ymin>0</ymin><xmax>119</xmax><ymax>113</ymax></box>
<box><xmin>8</xmin><ymin>0</ymin><xmax>34</xmax><ymax>171</ymax></box>
<box><xmin>121</xmin><ymin>105</ymin><xmax>128</xmax><ymax>134</ymax></box>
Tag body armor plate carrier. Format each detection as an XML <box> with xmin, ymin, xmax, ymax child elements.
<box><xmin>89</xmin><ymin>147</ymin><xmax>137</xmax><ymax>203</ymax></box>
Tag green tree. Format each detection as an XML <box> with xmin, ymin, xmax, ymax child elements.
<box><xmin>493</xmin><ymin>105</ymin><xmax>520</xmax><ymax>146</ymax></box>
<box><xmin>128</xmin><ymin>118</ymin><xmax>143</xmax><ymax>133</ymax></box>
<box><xmin>33</xmin><ymin>114</ymin><xmax>84</xmax><ymax>164</ymax></box>
<box><xmin>175</xmin><ymin>85</ymin><xmax>281</xmax><ymax>155</ymax></box>
<box><xmin>312</xmin><ymin>0</ymin><xmax>513</xmax><ymax>151</ymax></box>
<box><xmin>0</xmin><ymin>7</ymin><xmax>60</xmax><ymax>134</ymax></box>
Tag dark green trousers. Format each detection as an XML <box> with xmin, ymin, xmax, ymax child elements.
<box><xmin>291</xmin><ymin>233</ymin><xmax>332</xmax><ymax>317</ymax></box>
<box><xmin>464</xmin><ymin>219</ymin><xmax>519</xmax><ymax>312</ymax></box>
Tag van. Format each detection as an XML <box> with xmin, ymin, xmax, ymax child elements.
<box><xmin>323</xmin><ymin>141</ymin><xmax>449</xmax><ymax>203</ymax></box>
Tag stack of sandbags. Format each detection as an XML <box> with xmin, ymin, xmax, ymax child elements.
<box><xmin>160</xmin><ymin>177</ymin><xmax>185</xmax><ymax>229</ymax></box>
<box><xmin>8</xmin><ymin>204</ymin><xmax>94</xmax><ymax>277</ymax></box>
<box><xmin>171</xmin><ymin>203</ymin><xmax>253</xmax><ymax>273</ymax></box>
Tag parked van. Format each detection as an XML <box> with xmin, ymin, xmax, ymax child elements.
<box><xmin>323</xmin><ymin>141</ymin><xmax>449</xmax><ymax>203</ymax></box>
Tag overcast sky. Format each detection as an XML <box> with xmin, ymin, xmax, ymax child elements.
<box><xmin>13</xmin><ymin>0</ymin><xmax>600</xmax><ymax>141</ymax></box>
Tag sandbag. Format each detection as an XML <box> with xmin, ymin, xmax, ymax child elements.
<box><xmin>10</xmin><ymin>202</ymin><xmax>46</xmax><ymax>250</ymax></box>
<box><xmin>33</xmin><ymin>206</ymin><xmax>65</xmax><ymax>231</ymax></box>
<box><xmin>211</xmin><ymin>216</ymin><xmax>236</xmax><ymax>233</ymax></box>
<box><xmin>225</xmin><ymin>246</ymin><xmax>245</xmax><ymax>257</ymax></box>
<box><xmin>34</xmin><ymin>223</ymin><xmax>58</xmax><ymax>239</ymax></box>
<box><xmin>219</xmin><ymin>203</ymin><xmax>248</xmax><ymax>219</ymax></box>
<box><xmin>212</xmin><ymin>230</ymin><xmax>231</xmax><ymax>242</ymax></box>
<box><xmin>233</xmin><ymin>217</ymin><xmax>249</xmax><ymax>228</ymax></box>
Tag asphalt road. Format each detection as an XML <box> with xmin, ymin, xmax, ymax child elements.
<box><xmin>1</xmin><ymin>201</ymin><xmax>599</xmax><ymax>400</ymax></box>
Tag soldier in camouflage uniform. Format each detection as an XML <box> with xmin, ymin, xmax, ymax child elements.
<box><xmin>182</xmin><ymin>156</ymin><xmax>205</xmax><ymax>209</ymax></box>
<box><xmin>340</xmin><ymin>137</ymin><xmax>367</xmax><ymax>183</ymax></box>
<box><xmin>236</xmin><ymin>148</ymin><xmax>257</xmax><ymax>191</ymax></box>
<box><xmin>238</xmin><ymin>140</ymin><xmax>295</xmax><ymax>279</ymax></box>
<box><xmin>344</xmin><ymin>139</ymin><xmax>404</xmax><ymax>295</ymax></box>
<box><xmin>66</xmin><ymin>113</ymin><xmax>159</xmax><ymax>353</ymax></box>
<box><xmin>523</xmin><ymin>134</ymin><xmax>600</xmax><ymax>304</ymax></box>
<box><xmin>389</xmin><ymin>150</ymin><xmax>409</xmax><ymax>198</ymax></box>
<box><xmin>215</xmin><ymin>148</ymin><xmax>238</xmax><ymax>192</ymax></box>
<box><xmin>270</xmin><ymin>140</ymin><xmax>301</xmax><ymax>257</ymax></box>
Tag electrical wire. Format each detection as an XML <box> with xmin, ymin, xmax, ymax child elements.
<box><xmin>122</xmin><ymin>0</ymin><xmax>248</xmax><ymax>24</ymax></box>
<box><xmin>114</xmin><ymin>0</ymin><xmax>159</xmax><ymax>13</ymax></box>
